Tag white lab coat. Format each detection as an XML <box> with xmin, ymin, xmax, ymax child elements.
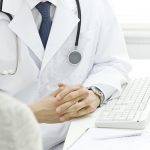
<box><xmin>0</xmin><ymin>0</ymin><xmax>131</xmax><ymax>149</ymax></box>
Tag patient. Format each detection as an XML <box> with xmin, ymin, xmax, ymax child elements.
<box><xmin>0</xmin><ymin>92</ymin><xmax>43</xmax><ymax>150</ymax></box>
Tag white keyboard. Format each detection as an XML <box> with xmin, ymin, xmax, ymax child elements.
<box><xmin>95</xmin><ymin>77</ymin><xmax>150</xmax><ymax>129</ymax></box>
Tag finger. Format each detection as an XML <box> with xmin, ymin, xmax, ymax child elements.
<box><xmin>64</xmin><ymin>99</ymin><xmax>89</xmax><ymax>113</ymax></box>
<box><xmin>56</xmin><ymin>84</ymin><xmax>82</xmax><ymax>100</ymax></box>
<box><xmin>60</xmin><ymin>88</ymin><xmax>89</xmax><ymax>104</ymax></box>
<box><xmin>64</xmin><ymin>96</ymin><xmax>98</xmax><ymax>115</ymax></box>
<box><xmin>50</xmin><ymin>87</ymin><xmax>64</xmax><ymax>97</ymax></box>
<box><xmin>56</xmin><ymin>95</ymin><xmax>85</xmax><ymax>113</ymax></box>
<box><xmin>65</xmin><ymin>94</ymin><xmax>98</xmax><ymax>114</ymax></box>
<box><xmin>76</xmin><ymin>106</ymin><xmax>95</xmax><ymax>116</ymax></box>
<box><xmin>56</xmin><ymin>100</ymin><xmax>75</xmax><ymax>114</ymax></box>
<box><xmin>60</xmin><ymin>106</ymin><xmax>93</xmax><ymax>122</ymax></box>
<box><xmin>59</xmin><ymin>112</ymin><xmax>77</xmax><ymax>122</ymax></box>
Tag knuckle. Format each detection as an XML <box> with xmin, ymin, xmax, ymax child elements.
<box><xmin>68</xmin><ymin>93</ymin><xmax>74</xmax><ymax>99</ymax></box>
<box><xmin>57</xmin><ymin>107</ymin><xmax>63</xmax><ymax>114</ymax></box>
<box><xmin>78</xmin><ymin>88</ymin><xmax>89</xmax><ymax>97</ymax></box>
<box><xmin>84</xmin><ymin>100</ymin><xmax>90</xmax><ymax>106</ymax></box>
<box><xmin>82</xmin><ymin>101</ymin><xmax>87</xmax><ymax>106</ymax></box>
<box><xmin>83</xmin><ymin>88</ymin><xmax>89</xmax><ymax>95</ymax></box>
<box><xmin>72</xmin><ymin>105</ymin><xmax>78</xmax><ymax>111</ymax></box>
<box><xmin>85</xmin><ymin>107</ymin><xmax>91</xmax><ymax>114</ymax></box>
<box><xmin>88</xmin><ymin>104</ymin><xmax>93</xmax><ymax>109</ymax></box>
<box><xmin>59</xmin><ymin>104</ymin><xmax>69</xmax><ymax>112</ymax></box>
<box><xmin>87</xmin><ymin>109</ymin><xmax>91</xmax><ymax>114</ymax></box>
<box><xmin>89</xmin><ymin>105</ymin><xmax>95</xmax><ymax>112</ymax></box>
<box><xmin>74</xmin><ymin>91</ymin><xmax>80</xmax><ymax>97</ymax></box>
<box><xmin>58</xmin><ymin>93</ymin><xmax>63</xmax><ymax>98</ymax></box>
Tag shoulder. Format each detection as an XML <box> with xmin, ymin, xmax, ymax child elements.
<box><xmin>81</xmin><ymin>0</ymin><xmax>113</xmax><ymax>10</ymax></box>
<box><xmin>80</xmin><ymin>0</ymin><xmax>115</xmax><ymax>20</ymax></box>
<box><xmin>80</xmin><ymin>0</ymin><xmax>116</xmax><ymax>28</ymax></box>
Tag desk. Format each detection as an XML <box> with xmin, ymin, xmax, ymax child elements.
<box><xmin>63</xmin><ymin>59</ymin><xmax>150</xmax><ymax>150</ymax></box>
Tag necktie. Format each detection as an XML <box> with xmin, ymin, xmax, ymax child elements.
<box><xmin>36</xmin><ymin>2</ymin><xmax>52</xmax><ymax>49</ymax></box>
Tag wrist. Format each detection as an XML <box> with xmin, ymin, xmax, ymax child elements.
<box><xmin>88</xmin><ymin>86</ymin><xmax>105</xmax><ymax>107</ymax></box>
<box><xmin>92</xmin><ymin>91</ymin><xmax>101</xmax><ymax>107</ymax></box>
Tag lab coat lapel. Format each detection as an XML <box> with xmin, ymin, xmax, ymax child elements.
<box><xmin>8</xmin><ymin>1</ymin><xmax>44</xmax><ymax>62</ymax></box>
<box><xmin>41</xmin><ymin>0</ymin><xmax>79</xmax><ymax>72</ymax></box>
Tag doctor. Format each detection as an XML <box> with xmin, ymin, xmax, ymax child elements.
<box><xmin>0</xmin><ymin>0</ymin><xmax>131</xmax><ymax>149</ymax></box>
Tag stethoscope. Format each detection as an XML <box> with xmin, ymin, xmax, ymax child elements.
<box><xmin>68</xmin><ymin>0</ymin><xmax>82</xmax><ymax>65</ymax></box>
<box><xmin>0</xmin><ymin>0</ymin><xmax>19</xmax><ymax>75</ymax></box>
<box><xmin>0</xmin><ymin>0</ymin><xmax>82</xmax><ymax>76</ymax></box>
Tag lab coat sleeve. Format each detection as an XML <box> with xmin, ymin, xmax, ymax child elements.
<box><xmin>83</xmin><ymin>0</ymin><xmax>132</xmax><ymax>100</ymax></box>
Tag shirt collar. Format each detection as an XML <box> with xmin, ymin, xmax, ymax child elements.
<box><xmin>40</xmin><ymin>0</ymin><xmax>57</xmax><ymax>6</ymax></box>
<box><xmin>2</xmin><ymin>0</ymin><xmax>59</xmax><ymax>16</ymax></box>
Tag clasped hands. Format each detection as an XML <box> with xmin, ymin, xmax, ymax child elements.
<box><xmin>29</xmin><ymin>84</ymin><xmax>100</xmax><ymax>124</ymax></box>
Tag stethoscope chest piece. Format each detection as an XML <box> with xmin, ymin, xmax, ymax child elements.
<box><xmin>68</xmin><ymin>50</ymin><xmax>82</xmax><ymax>65</ymax></box>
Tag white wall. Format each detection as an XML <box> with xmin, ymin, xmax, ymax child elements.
<box><xmin>110</xmin><ymin>0</ymin><xmax>150</xmax><ymax>59</ymax></box>
<box><xmin>123</xmin><ymin>22</ymin><xmax>150</xmax><ymax>59</ymax></box>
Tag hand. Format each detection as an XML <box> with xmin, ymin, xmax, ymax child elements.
<box><xmin>29</xmin><ymin>87</ymin><xmax>64</xmax><ymax>124</ymax></box>
<box><xmin>56</xmin><ymin>83</ymin><xmax>89</xmax><ymax>105</ymax></box>
<box><xmin>56</xmin><ymin>84</ymin><xmax>100</xmax><ymax>122</ymax></box>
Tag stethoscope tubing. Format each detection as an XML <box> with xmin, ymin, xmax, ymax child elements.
<box><xmin>0</xmin><ymin>0</ymin><xmax>13</xmax><ymax>20</ymax></box>
<box><xmin>0</xmin><ymin>34</ymin><xmax>19</xmax><ymax>76</ymax></box>
<box><xmin>75</xmin><ymin>0</ymin><xmax>81</xmax><ymax>47</ymax></box>
<box><xmin>0</xmin><ymin>0</ymin><xmax>19</xmax><ymax>75</ymax></box>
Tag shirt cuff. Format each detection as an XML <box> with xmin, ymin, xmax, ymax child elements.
<box><xmin>92</xmin><ymin>84</ymin><xmax>116</xmax><ymax>103</ymax></box>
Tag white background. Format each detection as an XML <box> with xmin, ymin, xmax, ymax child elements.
<box><xmin>111</xmin><ymin>0</ymin><xmax>150</xmax><ymax>17</ymax></box>
<box><xmin>110</xmin><ymin>0</ymin><xmax>150</xmax><ymax>59</ymax></box>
